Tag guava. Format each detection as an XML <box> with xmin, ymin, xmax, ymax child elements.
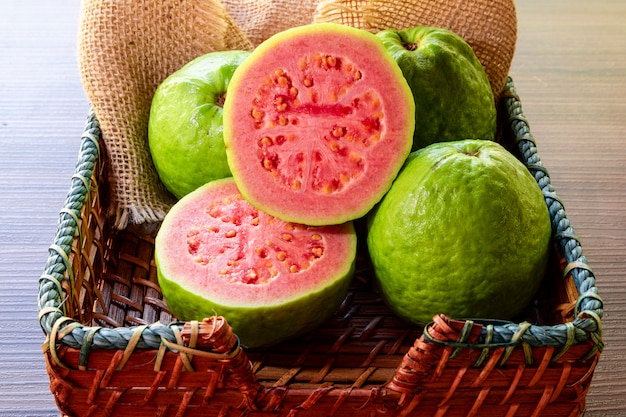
<box><xmin>367</xmin><ymin>140</ymin><xmax>552</xmax><ymax>326</ymax></box>
<box><xmin>148</xmin><ymin>50</ymin><xmax>250</xmax><ymax>199</ymax></box>
<box><xmin>376</xmin><ymin>26</ymin><xmax>497</xmax><ymax>151</ymax></box>
<box><xmin>155</xmin><ymin>177</ymin><xmax>357</xmax><ymax>348</ymax></box>
<box><xmin>223</xmin><ymin>23</ymin><xmax>415</xmax><ymax>226</ymax></box>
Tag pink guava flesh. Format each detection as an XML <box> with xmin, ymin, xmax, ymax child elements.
<box><xmin>224</xmin><ymin>23</ymin><xmax>415</xmax><ymax>226</ymax></box>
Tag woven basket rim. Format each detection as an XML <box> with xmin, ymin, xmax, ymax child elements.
<box><xmin>37</xmin><ymin>76</ymin><xmax>604</xmax><ymax>355</ymax></box>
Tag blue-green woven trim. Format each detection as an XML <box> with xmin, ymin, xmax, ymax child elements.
<box><xmin>508</xmin><ymin>77</ymin><xmax>602</xmax><ymax>340</ymax></box>
<box><xmin>37</xmin><ymin>109</ymin><xmax>184</xmax><ymax>353</ymax></box>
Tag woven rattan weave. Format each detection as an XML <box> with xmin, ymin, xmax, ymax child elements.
<box><xmin>38</xmin><ymin>77</ymin><xmax>603</xmax><ymax>417</ymax></box>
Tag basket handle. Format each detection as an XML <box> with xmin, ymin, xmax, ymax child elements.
<box><xmin>387</xmin><ymin>314</ymin><xmax>484</xmax><ymax>395</ymax></box>
<box><xmin>176</xmin><ymin>317</ymin><xmax>262</xmax><ymax>397</ymax></box>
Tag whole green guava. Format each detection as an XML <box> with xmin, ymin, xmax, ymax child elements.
<box><xmin>149</xmin><ymin>50</ymin><xmax>250</xmax><ymax>199</ymax></box>
<box><xmin>376</xmin><ymin>26</ymin><xmax>497</xmax><ymax>151</ymax></box>
<box><xmin>367</xmin><ymin>140</ymin><xmax>552</xmax><ymax>326</ymax></box>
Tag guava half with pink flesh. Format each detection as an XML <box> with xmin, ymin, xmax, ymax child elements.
<box><xmin>223</xmin><ymin>23</ymin><xmax>415</xmax><ymax>226</ymax></box>
<box><xmin>155</xmin><ymin>177</ymin><xmax>356</xmax><ymax>348</ymax></box>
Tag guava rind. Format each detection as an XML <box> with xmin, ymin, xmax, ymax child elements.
<box><xmin>156</xmin><ymin>262</ymin><xmax>354</xmax><ymax>348</ymax></box>
<box><xmin>223</xmin><ymin>23</ymin><xmax>415</xmax><ymax>226</ymax></box>
<box><xmin>376</xmin><ymin>26</ymin><xmax>497</xmax><ymax>151</ymax></box>
<box><xmin>149</xmin><ymin>50</ymin><xmax>250</xmax><ymax>199</ymax></box>
<box><xmin>367</xmin><ymin>140</ymin><xmax>552</xmax><ymax>325</ymax></box>
<box><xmin>155</xmin><ymin>178</ymin><xmax>357</xmax><ymax>348</ymax></box>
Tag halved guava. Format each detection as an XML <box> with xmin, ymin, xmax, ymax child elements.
<box><xmin>155</xmin><ymin>177</ymin><xmax>356</xmax><ymax>348</ymax></box>
<box><xmin>223</xmin><ymin>23</ymin><xmax>415</xmax><ymax>226</ymax></box>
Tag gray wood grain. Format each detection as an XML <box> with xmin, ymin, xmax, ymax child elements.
<box><xmin>0</xmin><ymin>0</ymin><xmax>624</xmax><ymax>415</ymax></box>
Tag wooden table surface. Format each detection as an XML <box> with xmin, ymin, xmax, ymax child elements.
<box><xmin>1</xmin><ymin>1</ymin><xmax>624</xmax><ymax>416</ymax></box>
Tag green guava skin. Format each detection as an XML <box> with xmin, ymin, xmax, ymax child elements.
<box><xmin>149</xmin><ymin>50</ymin><xmax>250</xmax><ymax>199</ymax></box>
<box><xmin>367</xmin><ymin>140</ymin><xmax>552</xmax><ymax>326</ymax></box>
<box><xmin>376</xmin><ymin>26</ymin><xmax>497</xmax><ymax>152</ymax></box>
<box><xmin>156</xmin><ymin>258</ymin><xmax>355</xmax><ymax>349</ymax></box>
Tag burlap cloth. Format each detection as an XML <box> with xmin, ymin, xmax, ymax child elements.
<box><xmin>78</xmin><ymin>0</ymin><xmax>516</xmax><ymax>230</ymax></box>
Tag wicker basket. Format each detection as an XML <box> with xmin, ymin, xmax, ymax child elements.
<box><xmin>38</xmin><ymin>77</ymin><xmax>604</xmax><ymax>417</ymax></box>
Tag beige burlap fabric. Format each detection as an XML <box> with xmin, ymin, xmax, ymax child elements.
<box><xmin>78</xmin><ymin>0</ymin><xmax>515</xmax><ymax>230</ymax></box>
<box><xmin>314</xmin><ymin>0</ymin><xmax>517</xmax><ymax>101</ymax></box>
<box><xmin>78</xmin><ymin>0</ymin><xmax>253</xmax><ymax>230</ymax></box>
<box><xmin>223</xmin><ymin>0</ymin><xmax>320</xmax><ymax>47</ymax></box>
